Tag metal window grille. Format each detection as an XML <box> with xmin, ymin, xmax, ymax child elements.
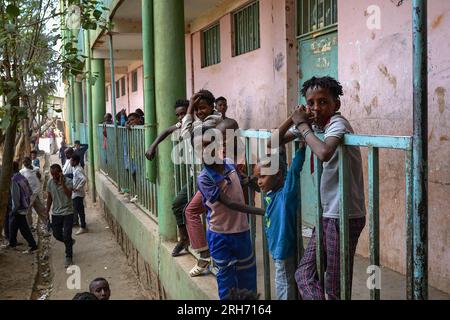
<box><xmin>233</xmin><ymin>1</ymin><xmax>260</xmax><ymax>56</ymax></box>
<box><xmin>297</xmin><ymin>0</ymin><xmax>337</xmax><ymax>36</ymax></box>
<box><xmin>132</xmin><ymin>70</ymin><xmax>138</xmax><ymax>92</ymax></box>
<box><xmin>115</xmin><ymin>80</ymin><xmax>120</xmax><ymax>99</ymax></box>
<box><xmin>201</xmin><ymin>23</ymin><xmax>221</xmax><ymax>68</ymax></box>
<box><xmin>121</xmin><ymin>77</ymin><xmax>126</xmax><ymax>96</ymax></box>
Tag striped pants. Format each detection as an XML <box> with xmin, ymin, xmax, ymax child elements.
<box><xmin>295</xmin><ymin>217</ymin><xmax>366</xmax><ymax>300</ymax></box>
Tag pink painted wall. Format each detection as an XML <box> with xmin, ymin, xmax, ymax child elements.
<box><xmin>105</xmin><ymin>65</ymin><xmax>144</xmax><ymax>118</ymax></box>
<box><xmin>128</xmin><ymin>65</ymin><xmax>144</xmax><ymax>113</ymax></box>
<box><xmin>105</xmin><ymin>85</ymin><xmax>111</xmax><ymax>115</ymax></box>
<box><xmin>339</xmin><ymin>1</ymin><xmax>450</xmax><ymax>293</ymax></box>
<box><xmin>186</xmin><ymin>0</ymin><xmax>295</xmax><ymax>130</ymax></box>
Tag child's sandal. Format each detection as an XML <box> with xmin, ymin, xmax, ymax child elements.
<box><xmin>189</xmin><ymin>260</ymin><xmax>210</xmax><ymax>277</ymax></box>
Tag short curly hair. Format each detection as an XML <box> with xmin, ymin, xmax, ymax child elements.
<box><xmin>196</xmin><ymin>89</ymin><xmax>215</xmax><ymax>107</ymax></box>
<box><xmin>300</xmin><ymin>76</ymin><xmax>343</xmax><ymax>101</ymax></box>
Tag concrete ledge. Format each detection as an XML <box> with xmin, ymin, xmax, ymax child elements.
<box><xmin>95</xmin><ymin>172</ymin><xmax>218</xmax><ymax>300</ymax></box>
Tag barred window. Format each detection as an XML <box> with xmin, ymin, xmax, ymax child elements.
<box><xmin>131</xmin><ymin>70</ymin><xmax>138</xmax><ymax>92</ymax></box>
<box><xmin>201</xmin><ymin>23</ymin><xmax>221</xmax><ymax>68</ymax></box>
<box><xmin>121</xmin><ymin>77</ymin><xmax>126</xmax><ymax>96</ymax></box>
<box><xmin>115</xmin><ymin>80</ymin><xmax>120</xmax><ymax>99</ymax></box>
<box><xmin>232</xmin><ymin>1</ymin><xmax>260</xmax><ymax>57</ymax></box>
<box><xmin>297</xmin><ymin>0</ymin><xmax>337</xmax><ymax>36</ymax></box>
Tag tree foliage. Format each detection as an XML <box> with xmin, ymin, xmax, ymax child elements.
<box><xmin>0</xmin><ymin>0</ymin><xmax>108</xmax><ymax>236</ymax></box>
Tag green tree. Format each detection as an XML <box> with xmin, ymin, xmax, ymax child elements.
<box><xmin>0</xmin><ymin>0</ymin><xmax>108</xmax><ymax>236</ymax></box>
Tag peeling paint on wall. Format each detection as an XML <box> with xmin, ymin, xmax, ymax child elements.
<box><xmin>432</xmin><ymin>14</ymin><xmax>444</xmax><ymax>30</ymax></box>
<box><xmin>274</xmin><ymin>52</ymin><xmax>285</xmax><ymax>71</ymax></box>
<box><xmin>378</xmin><ymin>64</ymin><xmax>398</xmax><ymax>89</ymax></box>
<box><xmin>435</xmin><ymin>87</ymin><xmax>446</xmax><ymax>114</ymax></box>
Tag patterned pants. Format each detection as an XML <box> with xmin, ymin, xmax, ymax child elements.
<box><xmin>295</xmin><ymin>217</ymin><xmax>366</xmax><ymax>300</ymax></box>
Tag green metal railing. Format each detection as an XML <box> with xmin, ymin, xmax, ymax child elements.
<box><xmin>172</xmin><ymin>129</ymin><xmax>414</xmax><ymax>300</ymax></box>
<box><xmin>97</xmin><ymin>124</ymin><xmax>157</xmax><ymax>218</ymax></box>
<box><xmin>95</xmin><ymin>122</ymin><xmax>420</xmax><ymax>300</ymax></box>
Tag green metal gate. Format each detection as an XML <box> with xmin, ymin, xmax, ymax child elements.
<box><xmin>297</xmin><ymin>0</ymin><xmax>338</xmax><ymax>226</ymax></box>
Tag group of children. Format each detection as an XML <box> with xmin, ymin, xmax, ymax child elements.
<box><xmin>145</xmin><ymin>76</ymin><xmax>366</xmax><ymax>300</ymax></box>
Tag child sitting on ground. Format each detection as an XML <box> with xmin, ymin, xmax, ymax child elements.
<box><xmin>253</xmin><ymin>116</ymin><xmax>306</xmax><ymax>300</ymax></box>
<box><xmin>193</xmin><ymin>128</ymin><xmax>264</xmax><ymax>300</ymax></box>
<box><xmin>291</xmin><ymin>76</ymin><xmax>366</xmax><ymax>300</ymax></box>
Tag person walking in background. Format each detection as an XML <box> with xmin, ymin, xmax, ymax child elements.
<box><xmin>31</xmin><ymin>150</ymin><xmax>40</xmax><ymax>169</ymax></box>
<box><xmin>70</xmin><ymin>154</ymin><xmax>88</xmax><ymax>234</ymax></box>
<box><xmin>59</xmin><ymin>140</ymin><xmax>68</xmax><ymax>166</ymax></box>
<box><xmin>20</xmin><ymin>157</ymin><xmax>48</xmax><ymax>230</ymax></box>
<box><xmin>3</xmin><ymin>161</ymin><xmax>38</xmax><ymax>253</ymax></box>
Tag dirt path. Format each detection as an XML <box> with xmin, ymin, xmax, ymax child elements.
<box><xmin>0</xmin><ymin>239</ymin><xmax>37</xmax><ymax>300</ymax></box>
<box><xmin>47</xmin><ymin>169</ymin><xmax>148</xmax><ymax>299</ymax></box>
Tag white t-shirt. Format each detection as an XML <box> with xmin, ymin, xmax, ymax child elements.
<box><xmin>63</xmin><ymin>160</ymin><xmax>74</xmax><ymax>175</ymax></box>
<box><xmin>20</xmin><ymin>166</ymin><xmax>41</xmax><ymax>195</ymax></box>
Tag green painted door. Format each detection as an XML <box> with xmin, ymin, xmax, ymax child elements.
<box><xmin>298</xmin><ymin>30</ymin><xmax>338</xmax><ymax>226</ymax></box>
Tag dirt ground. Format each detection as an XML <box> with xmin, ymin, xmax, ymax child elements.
<box><xmin>48</xmin><ymin>193</ymin><xmax>148</xmax><ymax>300</ymax></box>
<box><xmin>0</xmin><ymin>151</ymin><xmax>148</xmax><ymax>300</ymax></box>
<box><xmin>0</xmin><ymin>237</ymin><xmax>37</xmax><ymax>300</ymax></box>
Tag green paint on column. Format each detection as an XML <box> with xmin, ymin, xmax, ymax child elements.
<box><xmin>65</xmin><ymin>89</ymin><xmax>73</xmax><ymax>144</ymax></box>
<box><xmin>91</xmin><ymin>59</ymin><xmax>106</xmax><ymax>173</ymax></box>
<box><xmin>142</xmin><ymin>0</ymin><xmax>157</xmax><ymax>183</ymax></box>
<box><xmin>84</xmin><ymin>29</ymin><xmax>96</xmax><ymax>201</ymax></box>
<box><xmin>69</xmin><ymin>77</ymin><xmax>76</xmax><ymax>142</ymax></box>
<box><xmin>74</xmin><ymin>80</ymin><xmax>83</xmax><ymax>140</ymax></box>
<box><xmin>154</xmin><ymin>0</ymin><xmax>186</xmax><ymax>241</ymax></box>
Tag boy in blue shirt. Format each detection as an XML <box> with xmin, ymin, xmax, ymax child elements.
<box><xmin>253</xmin><ymin>117</ymin><xmax>306</xmax><ymax>300</ymax></box>
<box><xmin>194</xmin><ymin>128</ymin><xmax>265</xmax><ymax>300</ymax></box>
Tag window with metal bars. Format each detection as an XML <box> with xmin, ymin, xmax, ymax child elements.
<box><xmin>121</xmin><ymin>77</ymin><xmax>126</xmax><ymax>96</ymax></box>
<box><xmin>201</xmin><ymin>23</ymin><xmax>221</xmax><ymax>68</ymax></box>
<box><xmin>297</xmin><ymin>0</ymin><xmax>337</xmax><ymax>36</ymax></box>
<box><xmin>131</xmin><ymin>70</ymin><xmax>138</xmax><ymax>92</ymax></box>
<box><xmin>115</xmin><ymin>80</ymin><xmax>120</xmax><ymax>99</ymax></box>
<box><xmin>232</xmin><ymin>1</ymin><xmax>260</xmax><ymax>57</ymax></box>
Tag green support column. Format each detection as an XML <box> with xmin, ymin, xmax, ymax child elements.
<box><xmin>142</xmin><ymin>0</ymin><xmax>157</xmax><ymax>183</ymax></box>
<box><xmin>154</xmin><ymin>0</ymin><xmax>186</xmax><ymax>241</ymax></box>
<box><xmin>84</xmin><ymin>29</ymin><xmax>96</xmax><ymax>201</ymax></box>
<box><xmin>91</xmin><ymin>59</ymin><xmax>106</xmax><ymax>173</ymax></box>
<box><xmin>69</xmin><ymin>77</ymin><xmax>76</xmax><ymax>143</ymax></box>
<box><xmin>65</xmin><ymin>89</ymin><xmax>73</xmax><ymax>144</ymax></box>
<box><xmin>73</xmin><ymin>80</ymin><xmax>83</xmax><ymax>140</ymax></box>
